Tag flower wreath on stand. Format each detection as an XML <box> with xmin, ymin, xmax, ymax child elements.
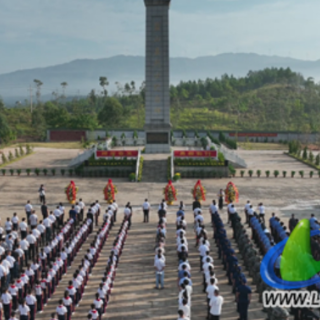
<box><xmin>103</xmin><ymin>179</ymin><xmax>118</xmax><ymax>204</ymax></box>
<box><xmin>225</xmin><ymin>181</ymin><xmax>239</xmax><ymax>204</ymax></box>
<box><xmin>191</xmin><ymin>180</ymin><xmax>206</xmax><ymax>202</ymax></box>
<box><xmin>163</xmin><ymin>180</ymin><xmax>177</xmax><ymax>205</ymax></box>
<box><xmin>65</xmin><ymin>181</ymin><xmax>78</xmax><ymax>204</ymax></box>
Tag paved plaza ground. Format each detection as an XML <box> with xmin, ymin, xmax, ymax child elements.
<box><xmin>0</xmin><ymin>146</ymin><xmax>318</xmax><ymax>319</ymax></box>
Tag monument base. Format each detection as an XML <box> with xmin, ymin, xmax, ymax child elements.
<box><xmin>145</xmin><ymin>125</ymin><xmax>171</xmax><ymax>154</ymax></box>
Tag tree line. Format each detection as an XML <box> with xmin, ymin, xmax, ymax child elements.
<box><xmin>1</xmin><ymin>68</ymin><xmax>320</xmax><ymax>143</ymax></box>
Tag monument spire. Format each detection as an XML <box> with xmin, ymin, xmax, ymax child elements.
<box><xmin>144</xmin><ymin>0</ymin><xmax>172</xmax><ymax>153</ymax></box>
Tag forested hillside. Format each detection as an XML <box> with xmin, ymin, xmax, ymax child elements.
<box><xmin>0</xmin><ymin>67</ymin><xmax>319</xmax><ymax>143</ymax></box>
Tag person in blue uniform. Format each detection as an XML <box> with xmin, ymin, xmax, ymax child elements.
<box><xmin>236</xmin><ymin>279</ymin><xmax>251</xmax><ymax>320</ymax></box>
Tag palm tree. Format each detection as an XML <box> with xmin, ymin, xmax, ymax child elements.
<box><xmin>61</xmin><ymin>82</ymin><xmax>68</xmax><ymax>100</ymax></box>
<box><xmin>33</xmin><ymin>79</ymin><xmax>43</xmax><ymax>104</ymax></box>
<box><xmin>99</xmin><ymin>77</ymin><xmax>109</xmax><ymax>97</ymax></box>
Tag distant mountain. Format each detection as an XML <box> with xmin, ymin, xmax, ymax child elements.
<box><xmin>1</xmin><ymin>53</ymin><xmax>320</xmax><ymax>105</ymax></box>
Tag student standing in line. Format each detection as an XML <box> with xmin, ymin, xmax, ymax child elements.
<box><xmin>142</xmin><ymin>199</ymin><xmax>150</xmax><ymax>223</ymax></box>
<box><xmin>18</xmin><ymin>299</ymin><xmax>30</xmax><ymax>320</ymax></box>
<box><xmin>38</xmin><ymin>185</ymin><xmax>46</xmax><ymax>205</ymax></box>
<box><xmin>56</xmin><ymin>300</ymin><xmax>67</xmax><ymax>320</ymax></box>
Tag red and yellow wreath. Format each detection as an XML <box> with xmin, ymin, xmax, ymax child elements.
<box><xmin>191</xmin><ymin>180</ymin><xmax>206</xmax><ymax>201</ymax></box>
<box><xmin>65</xmin><ymin>181</ymin><xmax>78</xmax><ymax>204</ymax></box>
<box><xmin>225</xmin><ymin>181</ymin><xmax>239</xmax><ymax>204</ymax></box>
<box><xmin>103</xmin><ymin>179</ymin><xmax>118</xmax><ymax>204</ymax></box>
<box><xmin>163</xmin><ymin>180</ymin><xmax>177</xmax><ymax>205</ymax></box>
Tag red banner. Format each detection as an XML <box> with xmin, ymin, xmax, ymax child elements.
<box><xmin>96</xmin><ymin>151</ymin><xmax>139</xmax><ymax>158</ymax></box>
<box><xmin>229</xmin><ymin>133</ymin><xmax>278</xmax><ymax>137</ymax></box>
<box><xmin>174</xmin><ymin>150</ymin><xmax>217</xmax><ymax>158</ymax></box>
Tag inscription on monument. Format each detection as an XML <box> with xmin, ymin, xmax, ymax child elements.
<box><xmin>146</xmin><ymin>133</ymin><xmax>169</xmax><ymax>144</ymax></box>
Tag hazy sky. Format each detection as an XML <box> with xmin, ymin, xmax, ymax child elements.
<box><xmin>0</xmin><ymin>0</ymin><xmax>319</xmax><ymax>74</ymax></box>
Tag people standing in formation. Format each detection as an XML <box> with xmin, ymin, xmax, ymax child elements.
<box><xmin>0</xmin><ymin>195</ymin><xmax>115</xmax><ymax>320</ymax></box>
<box><xmin>212</xmin><ymin>203</ymin><xmax>251</xmax><ymax>320</ymax></box>
<box><xmin>154</xmin><ymin>202</ymin><xmax>166</xmax><ymax>290</ymax></box>
<box><xmin>176</xmin><ymin>207</ymin><xmax>191</xmax><ymax>320</ymax></box>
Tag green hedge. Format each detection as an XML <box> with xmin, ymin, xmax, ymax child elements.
<box><xmin>174</xmin><ymin>158</ymin><xmax>224</xmax><ymax>167</ymax></box>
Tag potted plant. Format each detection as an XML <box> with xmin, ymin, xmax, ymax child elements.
<box><xmin>61</xmin><ymin>169</ymin><xmax>65</xmax><ymax>176</ymax></box>
<box><xmin>35</xmin><ymin>168</ymin><xmax>40</xmax><ymax>176</ymax></box>
<box><xmin>51</xmin><ymin>168</ymin><xmax>56</xmax><ymax>176</ymax></box>
<box><xmin>26</xmin><ymin>169</ymin><xmax>31</xmax><ymax>176</ymax></box>
<box><xmin>299</xmin><ymin>170</ymin><xmax>304</xmax><ymax>178</ymax></box>
<box><xmin>1</xmin><ymin>169</ymin><xmax>6</xmax><ymax>176</ymax></box>
<box><xmin>68</xmin><ymin>169</ymin><xmax>73</xmax><ymax>176</ymax></box>
<box><xmin>173</xmin><ymin>173</ymin><xmax>181</xmax><ymax>182</ymax></box>
<box><xmin>310</xmin><ymin>171</ymin><xmax>314</xmax><ymax>178</ymax></box>
<box><xmin>265</xmin><ymin>170</ymin><xmax>270</xmax><ymax>177</ymax></box>
<box><xmin>43</xmin><ymin>169</ymin><xmax>47</xmax><ymax>176</ymax></box>
<box><xmin>282</xmin><ymin>171</ymin><xmax>287</xmax><ymax>178</ymax></box>
<box><xmin>240</xmin><ymin>170</ymin><xmax>245</xmax><ymax>178</ymax></box>
<box><xmin>291</xmin><ymin>171</ymin><xmax>296</xmax><ymax>178</ymax></box>
<box><xmin>129</xmin><ymin>173</ymin><xmax>136</xmax><ymax>182</ymax></box>
<box><xmin>9</xmin><ymin>169</ymin><xmax>14</xmax><ymax>176</ymax></box>
<box><xmin>274</xmin><ymin>170</ymin><xmax>279</xmax><ymax>178</ymax></box>
<box><xmin>256</xmin><ymin>170</ymin><xmax>261</xmax><ymax>177</ymax></box>
<box><xmin>17</xmin><ymin>169</ymin><xmax>21</xmax><ymax>176</ymax></box>
<box><xmin>248</xmin><ymin>170</ymin><xmax>253</xmax><ymax>177</ymax></box>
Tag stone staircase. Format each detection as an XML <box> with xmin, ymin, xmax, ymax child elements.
<box><xmin>142</xmin><ymin>159</ymin><xmax>168</xmax><ymax>182</ymax></box>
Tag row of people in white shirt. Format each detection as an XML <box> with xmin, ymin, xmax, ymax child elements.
<box><xmin>85</xmin><ymin>219</ymin><xmax>129</xmax><ymax>320</ymax></box>
<box><xmin>154</xmin><ymin>217</ymin><xmax>166</xmax><ymax>290</ymax></box>
<box><xmin>177</xmin><ymin>215</ymin><xmax>192</xmax><ymax>320</ymax></box>
<box><xmin>57</xmin><ymin>217</ymin><xmax>112</xmax><ymax>320</ymax></box>
<box><xmin>194</xmin><ymin>213</ymin><xmax>224</xmax><ymax>320</ymax></box>
<box><xmin>0</xmin><ymin>218</ymin><xmax>92</xmax><ymax>320</ymax></box>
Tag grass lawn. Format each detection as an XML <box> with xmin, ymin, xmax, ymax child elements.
<box><xmin>239</xmin><ymin>142</ymin><xmax>287</xmax><ymax>150</ymax></box>
<box><xmin>11</xmin><ymin>142</ymin><xmax>83</xmax><ymax>149</ymax></box>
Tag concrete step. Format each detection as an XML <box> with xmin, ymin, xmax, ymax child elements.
<box><xmin>142</xmin><ymin>159</ymin><xmax>168</xmax><ymax>182</ymax></box>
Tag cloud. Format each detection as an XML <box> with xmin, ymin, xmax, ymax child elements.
<box><xmin>0</xmin><ymin>0</ymin><xmax>320</xmax><ymax>74</ymax></box>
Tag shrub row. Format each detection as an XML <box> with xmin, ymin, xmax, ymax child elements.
<box><xmin>239</xmin><ymin>169</ymin><xmax>318</xmax><ymax>178</ymax></box>
<box><xmin>1</xmin><ymin>145</ymin><xmax>33</xmax><ymax>166</ymax></box>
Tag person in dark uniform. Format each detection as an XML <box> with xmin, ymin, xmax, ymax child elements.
<box><xmin>218</xmin><ymin>189</ymin><xmax>224</xmax><ymax>210</ymax></box>
<box><xmin>288</xmin><ymin>214</ymin><xmax>296</xmax><ymax>233</ymax></box>
<box><xmin>236</xmin><ymin>279</ymin><xmax>251</xmax><ymax>320</ymax></box>
<box><xmin>41</xmin><ymin>202</ymin><xmax>48</xmax><ymax>219</ymax></box>
<box><xmin>192</xmin><ymin>198</ymin><xmax>201</xmax><ymax>211</ymax></box>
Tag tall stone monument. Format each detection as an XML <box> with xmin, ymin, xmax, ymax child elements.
<box><xmin>144</xmin><ymin>0</ymin><xmax>171</xmax><ymax>154</ymax></box>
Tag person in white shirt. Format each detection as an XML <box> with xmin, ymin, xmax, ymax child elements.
<box><xmin>43</xmin><ymin>217</ymin><xmax>52</xmax><ymax>242</ymax></box>
<box><xmin>56</xmin><ymin>299</ymin><xmax>67</xmax><ymax>320</ymax></box>
<box><xmin>142</xmin><ymin>199</ymin><xmax>151</xmax><ymax>223</ymax></box>
<box><xmin>1</xmin><ymin>287</ymin><xmax>12</xmax><ymax>320</ymax></box>
<box><xmin>5</xmin><ymin>219</ymin><xmax>12</xmax><ymax>235</ymax></box>
<box><xmin>37</xmin><ymin>221</ymin><xmax>46</xmax><ymax>246</ymax></box>
<box><xmin>154</xmin><ymin>254</ymin><xmax>165</xmax><ymax>289</ymax></box>
<box><xmin>19</xmin><ymin>218</ymin><xmax>28</xmax><ymax>240</ymax></box>
<box><xmin>206</xmin><ymin>278</ymin><xmax>220</xmax><ymax>318</ymax></box>
<box><xmin>258</xmin><ymin>202</ymin><xmax>265</xmax><ymax>223</ymax></box>
<box><xmin>53</xmin><ymin>207</ymin><xmax>62</xmax><ymax>228</ymax></box>
<box><xmin>199</xmin><ymin>240</ymin><xmax>209</xmax><ymax>270</ymax></box>
<box><xmin>209</xmin><ymin>200</ymin><xmax>218</xmax><ymax>224</ymax></box>
<box><xmin>25</xmin><ymin>201</ymin><xmax>33</xmax><ymax>224</ymax></box>
<box><xmin>26</xmin><ymin>231</ymin><xmax>36</xmax><ymax>261</ymax></box>
<box><xmin>19</xmin><ymin>299</ymin><xmax>30</xmax><ymax>320</ymax></box>
<box><xmin>29</xmin><ymin>212</ymin><xmax>38</xmax><ymax>230</ymax></box>
<box><xmin>247</xmin><ymin>205</ymin><xmax>254</xmax><ymax>227</ymax></box>
<box><xmin>209</xmin><ymin>290</ymin><xmax>224</xmax><ymax>320</ymax></box>
<box><xmin>112</xmin><ymin>199</ymin><xmax>118</xmax><ymax>222</ymax></box>
<box><xmin>78</xmin><ymin>199</ymin><xmax>85</xmax><ymax>221</ymax></box>
<box><xmin>11</xmin><ymin>214</ymin><xmax>19</xmax><ymax>232</ymax></box>
<box><xmin>244</xmin><ymin>200</ymin><xmax>251</xmax><ymax>225</ymax></box>
<box><xmin>177</xmin><ymin>309</ymin><xmax>190</xmax><ymax>320</ymax></box>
